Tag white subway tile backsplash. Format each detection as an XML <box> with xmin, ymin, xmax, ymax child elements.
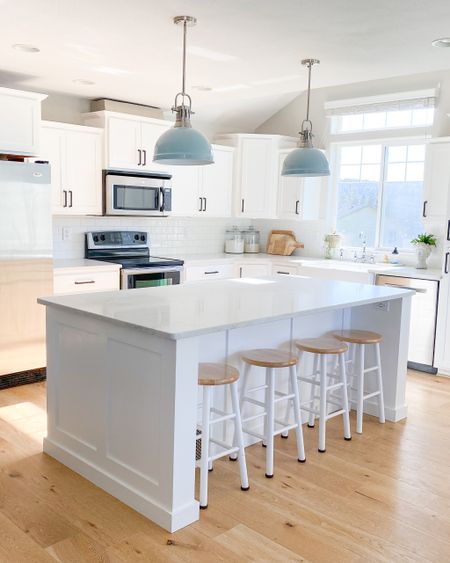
<box><xmin>52</xmin><ymin>216</ymin><xmax>250</xmax><ymax>259</ymax></box>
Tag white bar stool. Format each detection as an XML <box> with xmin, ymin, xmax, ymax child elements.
<box><xmin>237</xmin><ymin>349</ymin><xmax>306</xmax><ymax>478</ymax></box>
<box><xmin>296</xmin><ymin>338</ymin><xmax>352</xmax><ymax>452</ymax></box>
<box><xmin>332</xmin><ymin>330</ymin><xmax>385</xmax><ymax>434</ymax></box>
<box><xmin>197</xmin><ymin>363</ymin><xmax>249</xmax><ymax>509</ymax></box>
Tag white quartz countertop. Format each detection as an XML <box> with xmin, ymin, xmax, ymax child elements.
<box><xmin>53</xmin><ymin>259</ymin><xmax>122</xmax><ymax>273</ymax></box>
<box><xmin>38</xmin><ymin>276</ymin><xmax>413</xmax><ymax>340</ymax></box>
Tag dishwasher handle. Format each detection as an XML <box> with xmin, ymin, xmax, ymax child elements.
<box><xmin>383</xmin><ymin>282</ymin><xmax>427</xmax><ymax>293</ymax></box>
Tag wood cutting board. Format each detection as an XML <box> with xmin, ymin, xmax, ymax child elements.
<box><xmin>266</xmin><ymin>230</ymin><xmax>304</xmax><ymax>256</ymax></box>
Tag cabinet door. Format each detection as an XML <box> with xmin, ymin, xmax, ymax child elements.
<box><xmin>168</xmin><ymin>165</ymin><xmax>202</xmax><ymax>216</ymax></box>
<box><xmin>239</xmin><ymin>138</ymin><xmax>275</xmax><ymax>217</ymax></box>
<box><xmin>107</xmin><ymin>115</ymin><xmax>141</xmax><ymax>170</ymax></box>
<box><xmin>277</xmin><ymin>152</ymin><xmax>301</xmax><ymax>219</ymax></box>
<box><xmin>201</xmin><ymin>146</ymin><xmax>233</xmax><ymax>217</ymax></box>
<box><xmin>40</xmin><ymin>126</ymin><xmax>65</xmax><ymax>213</ymax></box>
<box><xmin>63</xmin><ymin>129</ymin><xmax>102</xmax><ymax>215</ymax></box>
<box><xmin>423</xmin><ymin>142</ymin><xmax>450</xmax><ymax>220</ymax></box>
<box><xmin>0</xmin><ymin>91</ymin><xmax>41</xmax><ymax>155</ymax></box>
<box><xmin>302</xmin><ymin>176</ymin><xmax>322</xmax><ymax>220</ymax></box>
<box><xmin>140</xmin><ymin>120</ymin><xmax>171</xmax><ymax>173</ymax></box>
<box><xmin>239</xmin><ymin>263</ymin><xmax>271</xmax><ymax>277</ymax></box>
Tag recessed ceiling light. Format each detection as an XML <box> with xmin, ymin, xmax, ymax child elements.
<box><xmin>73</xmin><ymin>79</ymin><xmax>95</xmax><ymax>86</ymax></box>
<box><xmin>12</xmin><ymin>43</ymin><xmax>40</xmax><ymax>53</ymax></box>
<box><xmin>432</xmin><ymin>37</ymin><xmax>450</xmax><ymax>47</ymax></box>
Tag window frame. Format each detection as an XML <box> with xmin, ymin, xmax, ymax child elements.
<box><xmin>330</xmin><ymin>135</ymin><xmax>428</xmax><ymax>253</ymax></box>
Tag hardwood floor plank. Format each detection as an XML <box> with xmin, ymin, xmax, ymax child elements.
<box><xmin>0</xmin><ymin>374</ymin><xmax>448</xmax><ymax>562</ymax></box>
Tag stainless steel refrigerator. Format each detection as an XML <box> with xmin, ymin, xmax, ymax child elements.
<box><xmin>0</xmin><ymin>161</ymin><xmax>52</xmax><ymax>384</ymax></box>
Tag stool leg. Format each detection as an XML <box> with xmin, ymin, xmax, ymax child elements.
<box><xmin>230</xmin><ymin>382</ymin><xmax>249</xmax><ymax>491</ymax></box>
<box><xmin>308</xmin><ymin>354</ymin><xmax>319</xmax><ymax>428</ymax></box>
<box><xmin>375</xmin><ymin>343</ymin><xmax>385</xmax><ymax>424</ymax></box>
<box><xmin>200</xmin><ymin>386</ymin><xmax>212</xmax><ymax>509</ymax></box>
<box><xmin>289</xmin><ymin>365</ymin><xmax>306</xmax><ymax>462</ymax></box>
<box><xmin>263</xmin><ymin>367</ymin><xmax>269</xmax><ymax>447</ymax></box>
<box><xmin>230</xmin><ymin>362</ymin><xmax>251</xmax><ymax>461</ymax></box>
<box><xmin>338</xmin><ymin>352</ymin><xmax>352</xmax><ymax>441</ymax></box>
<box><xmin>265</xmin><ymin>368</ymin><xmax>275</xmax><ymax>477</ymax></box>
<box><xmin>318</xmin><ymin>354</ymin><xmax>327</xmax><ymax>453</ymax></box>
<box><xmin>356</xmin><ymin>344</ymin><xmax>365</xmax><ymax>434</ymax></box>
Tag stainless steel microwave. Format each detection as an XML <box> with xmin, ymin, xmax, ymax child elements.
<box><xmin>103</xmin><ymin>170</ymin><xmax>172</xmax><ymax>216</ymax></box>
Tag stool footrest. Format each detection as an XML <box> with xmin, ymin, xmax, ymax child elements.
<box><xmin>243</xmin><ymin>397</ymin><xmax>266</xmax><ymax>409</ymax></box>
<box><xmin>364</xmin><ymin>366</ymin><xmax>378</xmax><ymax>374</ymax></box>
<box><xmin>242</xmin><ymin>412</ymin><xmax>267</xmax><ymax>424</ymax></box>
<box><xmin>325</xmin><ymin>409</ymin><xmax>345</xmax><ymax>420</ymax></box>
<box><xmin>246</xmin><ymin>384</ymin><xmax>268</xmax><ymax>394</ymax></box>
<box><xmin>364</xmin><ymin>390</ymin><xmax>381</xmax><ymax>400</ymax></box>
<box><xmin>274</xmin><ymin>393</ymin><xmax>294</xmax><ymax>404</ymax></box>
<box><xmin>208</xmin><ymin>412</ymin><xmax>236</xmax><ymax>425</ymax></box>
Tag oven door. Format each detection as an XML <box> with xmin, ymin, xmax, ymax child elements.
<box><xmin>121</xmin><ymin>267</ymin><xmax>182</xmax><ymax>289</ymax></box>
<box><xmin>105</xmin><ymin>174</ymin><xmax>171</xmax><ymax>216</ymax></box>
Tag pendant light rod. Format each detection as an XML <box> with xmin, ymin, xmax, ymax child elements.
<box><xmin>301</xmin><ymin>58</ymin><xmax>319</xmax><ymax>133</ymax></box>
<box><xmin>174</xmin><ymin>16</ymin><xmax>196</xmax><ymax>106</ymax></box>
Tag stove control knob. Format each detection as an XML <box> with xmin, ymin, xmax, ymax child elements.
<box><xmin>93</xmin><ymin>235</ymin><xmax>99</xmax><ymax>243</ymax></box>
<box><xmin>140</xmin><ymin>235</ymin><xmax>146</xmax><ymax>241</ymax></box>
<box><xmin>100</xmin><ymin>234</ymin><xmax>106</xmax><ymax>241</ymax></box>
<box><xmin>134</xmin><ymin>234</ymin><xmax>139</xmax><ymax>241</ymax></box>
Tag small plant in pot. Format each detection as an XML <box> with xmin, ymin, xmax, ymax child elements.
<box><xmin>411</xmin><ymin>233</ymin><xmax>437</xmax><ymax>269</ymax></box>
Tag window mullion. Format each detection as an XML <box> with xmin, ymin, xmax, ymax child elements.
<box><xmin>375</xmin><ymin>145</ymin><xmax>388</xmax><ymax>248</ymax></box>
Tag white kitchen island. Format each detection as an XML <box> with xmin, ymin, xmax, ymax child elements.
<box><xmin>38</xmin><ymin>276</ymin><xmax>413</xmax><ymax>532</ymax></box>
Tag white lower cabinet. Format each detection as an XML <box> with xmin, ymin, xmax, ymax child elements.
<box><xmin>238</xmin><ymin>263</ymin><xmax>271</xmax><ymax>277</ymax></box>
<box><xmin>40</xmin><ymin>121</ymin><xmax>102</xmax><ymax>215</ymax></box>
<box><xmin>184</xmin><ymin>263</ymin><xmax>236</xmax><ymax>282</ymax></box>
<box><xmin>54</xmin><ymin>267</ymin><xmax>120</xmax><ymax>295</ymax></box>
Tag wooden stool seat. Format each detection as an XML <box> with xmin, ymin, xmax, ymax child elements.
<box><xmin>296</xmin><ymin>338</ymin><xmax>348</xmax><ymax>355</ymax></box>
<box><xmin>198</xmin><ymin>363</ymin><xmax>240</xmax><ymax>386</ymax></box>
<box><xmin>332</xmin><ymin>330</ymin><xmax>382</xmax><ymax>345</ymax></box>
<box><xmin>241</xmin><ymin>349</ymin><xmax>298</xmax><ymax>368</ymax></box>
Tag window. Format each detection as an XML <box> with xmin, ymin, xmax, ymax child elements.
<box><xmin>335</xmin><ymin>142</ymin><xmax>426</xmax><ymax>249</ymax></box>
<box><xmin>335</xmin><ymin>108</ymin><xmax>434</xmax><ymax>134</ymax></box>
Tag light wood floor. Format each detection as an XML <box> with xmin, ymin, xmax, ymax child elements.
<box><xmin>0</xmin><ymin>371</ymin><xmax>449</xmax><ymax>562</ymax></box>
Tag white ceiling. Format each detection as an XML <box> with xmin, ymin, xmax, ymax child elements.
<box><xmin>2</xmin><ymin>0</ymin><xmax>450</xmax><ymax>133</ymax></box>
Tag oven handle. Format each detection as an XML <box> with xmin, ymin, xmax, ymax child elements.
<box><xmin>121</xmin><ymin>266</ymin><xmax>184</xmax><ymax>277</ymax></box>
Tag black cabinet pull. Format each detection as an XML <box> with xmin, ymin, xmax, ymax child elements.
<box><xmin>74</xmin><ymin>280</ymin><xmax>95</xmax><ymax>285</ymax></box>
<box><xmin>277</xmin><ymin>271</ymin><xmax>290</xmax><ymax>275</ymax></box>
<box><xmin>445</xmin><ymin>252</ymin><xmax>449</xmax><ymax>275</ymax></box>
<box><xmin>422</xmin><ymin>200</ymin><xmax>428</xmax><ymax>218</ymax></box>
<box><xmin>447</xmin><ymin>219</ymin><xmax>450</xmax><ymax>241</ymax></box>
<box><xmin>138</xmin><ymin>149</ymin><xmax>142</xmax><ymax>166</ymax></box>
<box><xmin>295</xmin><ymin>200</ymin><xmax>300</xmax><ymax>215</ymax></box>
<box><xmin>143</xmin><ymin>149</ymin><xmax>147</xmax><ymax>166</ymax></box>
<box><xmin>63</xmin><ymin>190</ymin><xmax>67</xmax><ymax>208</ymax></box>
<box><xmin>204</xmin><ymin>270</ymin><xmax>219</xmax><ymax>275</ymax></box>
<box><xmin>68</xmin><ymin>190</ymin><xmax>73</xmax><ymax>208</ymax></box>
<box><xmin>203</xmin><ymin>197</ymin><xmax>207</xmax><ymax>212</ymax></box>
<box><xmin>198</xmin><ymin>197</ymin><xmax>202</xmax><ymax>212</ymax></box>
<box><xmin>241</xmin><ymin>198</ymin><xmax>245</xmax><ymax>213</ymax></box>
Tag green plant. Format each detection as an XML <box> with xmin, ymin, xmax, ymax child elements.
<box><xmin>410</xmin><ymin>233</ymin><xmax>437</xmax><ymax>246</ymax></box>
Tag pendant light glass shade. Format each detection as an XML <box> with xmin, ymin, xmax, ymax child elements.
<box><xmin>153</xmin><ymin>16</ymin><xmax>213</xmax><ymax>166</ymax></box>
<box><xmin>282</xmin><ymin>59</ymin><xmax>330</xmax><ymax>177</ymax></box>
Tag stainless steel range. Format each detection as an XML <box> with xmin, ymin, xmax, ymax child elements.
<box><xmin>86</xmin><ymin>231</ymin><xmax>184</xmax><ymax>289</ymax></box>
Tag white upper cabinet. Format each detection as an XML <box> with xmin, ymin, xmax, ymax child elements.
<box><xmin>216</xmin><ymin>134</ymin><xmax>296</xmax><ymax>218</ymax></box>
<box><xmin>169</xmin><ymin>144</ymin><xmax>234</xmax><ymax>217</ymax></box>
<box><xmin>422</xmin><ymin>140</ymin><xmax>450</xmax><ymax>221</ymax></box>
<box><xmin>277</xmin><ymin>150</ymin><xmax>321</xmax><ymax>220</ymax></box>
<box><xmin>83</xmin><ymin>111</ymin><xmax>171</xmax><ymax>173</ymax></box>
<box><xmin>39</xmin><ymin>122</ymin><xmax>102</xmax><ymax>215</ymax></box>
<box><xmin>0</xmin><ymin>87</ymin><xmax>46</xmax><ymax>156</ymax></box>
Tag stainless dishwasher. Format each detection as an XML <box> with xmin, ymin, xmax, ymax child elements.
<box><xmin>375</xmin><ymin>274</ymin><xmax>439</xmax><ymax>374</ymax></box>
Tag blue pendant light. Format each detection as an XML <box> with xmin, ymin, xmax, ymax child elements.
<box><xmin>282</xmin><ymin>59</ymin><xmax>330</xmax><ymax>177</ymax></box>
<box><xmin>153</xmin><ymin>16</ymin><xmax>214</xmax><ymax>166</ymax></box>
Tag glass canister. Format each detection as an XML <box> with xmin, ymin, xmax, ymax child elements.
<box><xmin>243</xmin><ymin>226</ymin><xmax>260</xmax><ymax>253</ymax></box>
<box><xmin>225</xmin><ymin>226</ymin><xmax>244</xmax><ymax>254</ymax></box>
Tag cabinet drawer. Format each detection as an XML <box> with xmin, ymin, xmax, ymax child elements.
<box><xmin>184</xmin><ymin>264</ymin><xmax>236</xmax><ymax>282</ymax></box>
<box><xmin>272</xmin><ymin>264</ymin><xmax>298</xmax><ymax>276</ymax></box>
<box><xmin>54</xmin><ymin>270</ymin><xmax>120</xmax><ymax>294</ymax></box>
<box><xmin>238</xmin><ymin>263</ymin><xmax>271</xmax><ymax>278</ymax></box>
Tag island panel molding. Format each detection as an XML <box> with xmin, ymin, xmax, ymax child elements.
<box><xmin>39</xmin><ymin>277</ymin><xmax>413</xmax><ymax>531</ymax></box>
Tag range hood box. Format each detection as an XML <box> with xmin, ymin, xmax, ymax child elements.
<box><xmin>90</xmin><ymin>99</ymin><xmax>165</xmax><ymax>120</ymax></box>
